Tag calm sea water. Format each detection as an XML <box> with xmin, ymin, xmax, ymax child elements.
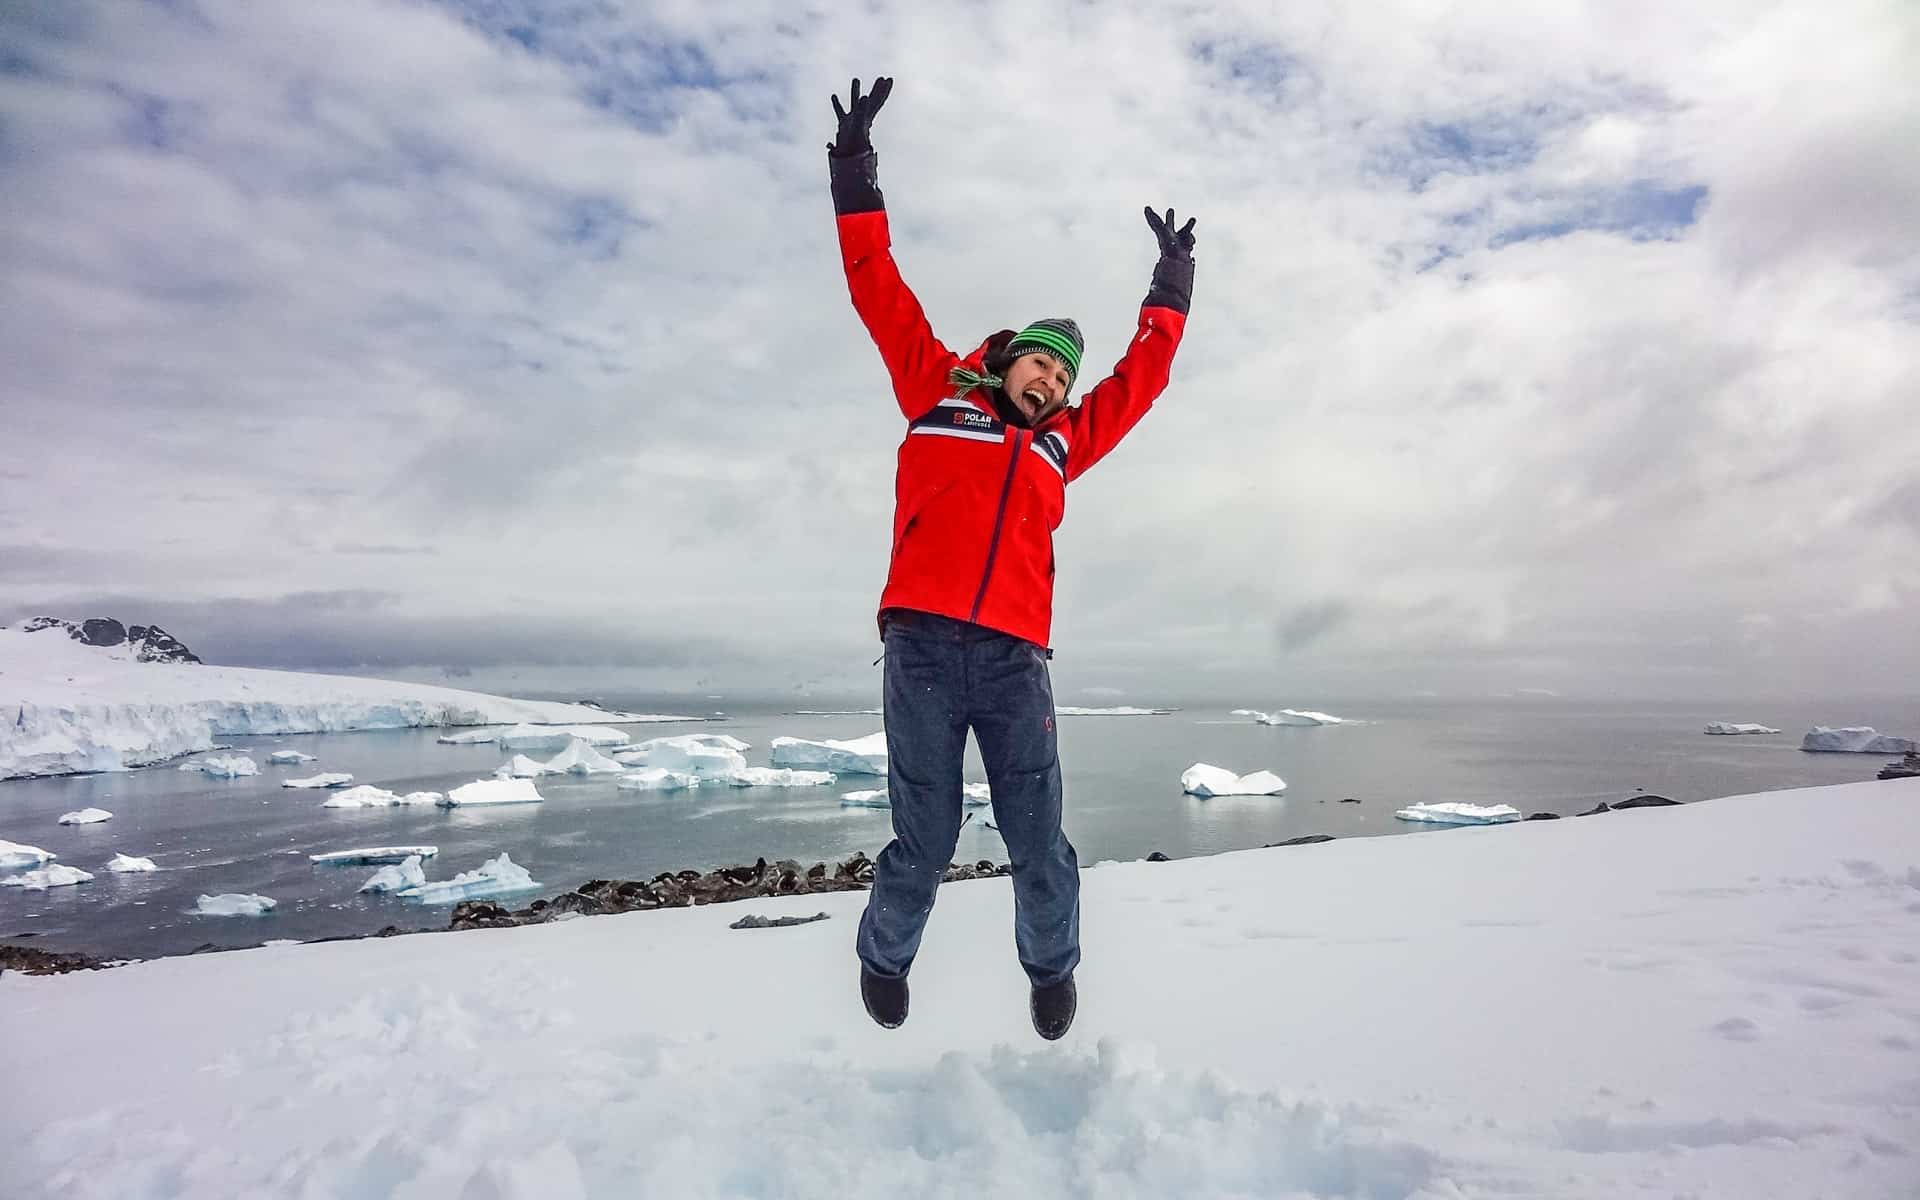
<box><xmin>2</xmin><ymin>697</ymin><xmax>1912</xmax><ymax>960</ymax></box>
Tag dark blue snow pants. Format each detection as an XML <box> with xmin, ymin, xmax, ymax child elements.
<box><xmin>856</xmin><ymin>609</ymin><xmax>1081</xmax><ymax>988</ymax></box>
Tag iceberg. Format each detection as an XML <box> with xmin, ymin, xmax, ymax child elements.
<box><xmin>57</xmin><ymin>807</ymin><xmax>114</xmax><ymax>825</ymax></box>
<box><xmin>107</xmin><ymin>853</ymin><xmax>158</xmax><ymax>872</ymax></box>
<box><xmin>1232</xmin><ymin>708</ymin><xmax>1344</xmax><ymax>727</ymax></box>
<box><xmin>1181</xmin><ymin>764</ymin><xmax>1288</xmax><ymax>797</ymax></box>
<box><xmin>770</xmin><ymin>732</ymin><xmax>888</xmax><ymax>775</ymax></box>
<box><xmin>195</xmin><ymin>892</ymin><xmax>276</xmax><ymax>916</ymax></box>
<box><xmin>440</xmin><ymin>778</ymin><xmax>544</xmax><ymax>807</ymax></box>
<box><xmin>1703</xmin><ymin>722</ymin><xmax>1781</xmax><ymax>735</ymax></box>
<box><xmin>613</xmin><ymin>734</ymin><xmax>749</xmax><ymax>777</ymax></box>
<box><xmin>1800</xmin><ymin>726</ymin><xmax>1917</xmax><ymax>754</ymax></box>
<box><xmin>3</xmin><ymin>863</ymin><xmax>94</xmax><ymax>889</ymax></box>
<box><xmin>358</xmin><ymin>855</ymin><xmax>428</xmax><ymax>894</ymax></box>
<box><xmin>436</xmin><ymin>728</ymin><xmax>506</xmax><ymax>745</ymax></box>
<box><xmin>397</xmin><ymin>852</ymin><xmax>539</xmax><ymax>904</ymax></box>
<box><xmin>1394</xmin><ymin>802</ymin><xmax>1522</xmax><ymax>825</ymax></box>
<box><xmin>493</xmin><ymin>753</ymin><xmax>559</xmax><ymax>779</ymax></box>
<box><xmin>283</xmin><ymin>772</ymin><xmax>354</xmax><ymax>789</ymax></box>
<box><xmin>309</xmin><ymin>845</ymin><xmax>440</xmax><ymax>866</ymax></box>
<box><xmin>319</xmin><ymin>786</ymin><xmax>442</xmax><ymax>809</ymax></box>
<box><xmin>1055</xmin><ymin>706</ymin><xmax>1172</xmax><ymax>716</ymax></box>
<box><xmin>178</xmin><ymin>754</ymin><xmax>260</xmax><ymax>778</ymax></box>
<box><xmin>715</xmin><ymin>767</ymin><xmax>836</xmax><ymax>788</ymax></box>
<box><xmin>541</xmin><ymin>738</ymin><xmax>626</xmax><ymax>775</ymax></box>
<box><xmin>496</xmin><ymin>724</ymin><xmax>631</xmax><ymax>753</ymax></box>
<box><xmin>267</xmin><ymin>749</ymin><xmax>317</xmax><ymax>764</ymax></box>
<box><xmin>839</xmin><ymin>789</ymin><xmax>891</xmax><ymax>808</ymax></box>
<box><xmin>616</xmin><ymin>768</ymin><xmax>701</xmax><ymax>791</ymax></box>
<box><xmin>0</xmin><ymin>839</ymin><xmax>57</xmax><ymax>869</ymax></box>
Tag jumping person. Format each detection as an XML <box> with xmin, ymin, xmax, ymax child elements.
<box><xmin>829</xmin><ymin>76</ymin><xmax>1195</xmax><ymax>1039</ymax></box>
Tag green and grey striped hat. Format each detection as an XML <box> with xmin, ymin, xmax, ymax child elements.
<box><xmin>1005</xmin><ymin>318</ymin><xmax>1084</xmax><ymax>387</ymax></box>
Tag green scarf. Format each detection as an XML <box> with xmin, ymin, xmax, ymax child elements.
<box><xmin>946</xmin><ymin>365</ymin><xmax>1002</xmax><ymax>397</ymax></box>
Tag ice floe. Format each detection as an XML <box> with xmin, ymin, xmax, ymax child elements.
<box><xmin>1055</xmin><ymin>706</ymin><xmax>1173</xmax><ymax>716</ymax></box>
<box><xmin>3</xmin><ymin>863</ymin><xmax>93</xmax><ymax>889</ymax></box>
<box><xmin>440</xmin><ymin>778</ymin><xmax>544</xmax><ymax>807</ymax></box>
<box><xmin>195</xmin><ymin>893</ymin><xmax>276</xmax><ymax>916</ymax></box>
<box><xmin>179</xmin><ymin>754</ymin><xmax>260</xmax><ymax>778</ymax></box>
<box><xmin>613</xmin><ymin>734</ymin><xmax>749</xmax><ymax>777</ymax></box>
<box><xmin>309</xmin><ymin>845</ymin><xmax>440</xmax><ymax>866</ymax></box>
<box><xmin>1233</xmin><ymin>708</ymin><xmax>1344</xmax><ymax>726</ymax></box>
<box><xmin>541</xmin><ymin>738</ymin><xmax>626</xmax><ymax>775</ymax></box>
<box><xmin>359</xmin><ymin>855</ymin><xmax>428</xmax><ymax>894</ymax></box>
<box><xmin>1800</xmin><ymin>726</ymin><xmax>1917</xmax><ymax>754</ymax></box>
<box><xmin>1703</xmin><ymin>722</ymin><xmax>1780</xmax><ymax>735</ymax></box>
<box><xmin>107</xmin><ymin>853</ymin><xmax>158</xmax><ymax>872</ymax></box>
<box><xmin>397</xmin><ymin>852</ymin><xmax>539</xmax><ymax>904</ymax></box>
<box><xmin>770</xmin><ymin>732</ymin><xmax>887</xmax><ymax>775</ymax></box>
<box><xmin>319</xmin><ymin>786</ymin><xmax>442</xmax><ymax>809</ymax></box>
<box><xmin>839</xmin><ymin>782</ymin><xmax>991</xmax><ymax>808</ymax></box>
<box><xmin>0</xmin><ymin>839</ymin><xmax>57</xmax><ymax>869</ymax></box>
<box><xmin>493</xmin><ymin>753</ymin><xmax>559</xmax><ymax>779</ymax></box>
<box><xmin>57</xmin><ymin>807</ymin><xmax>113</xmax><ymax>825</ymax></box>
<box><xmin>436</xmin><ymin>728</ymin><xmax>506</xmax><ymax>744</ymax></box>
<box><xmin>1181</xmin><ymin>764</ymin><xmax>1288</xmax><ymax>797</ymax></box>
<box><xmin>1394</xmin><ymin>802</ymin><xmax>1522</xmax><ymax>825</ymax></box>
<box><xmin>616</xmin><ymin>768</ymin><xmax>701</xmax><ymax>791</ymax></box>
<box><xmin>283</xmin><ymin>772</ymin><xmax>355</xmax><ymax>789</ymax></box>
<box><xmin>267</xmin><ymin>749</ymin><xmax>318</xmax><ymax>764</ymax></box>
<box><xmin>496</xmin><ymin>724</ymin><xmax>631</xmax><ymax>753</ymax></box>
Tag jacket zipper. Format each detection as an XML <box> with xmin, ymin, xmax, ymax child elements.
<box><xmin>969</xmin><ymin>430</ymin><xmax>1026</xmax><ymax>622</ymax></box>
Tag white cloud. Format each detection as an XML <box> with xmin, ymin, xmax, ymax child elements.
<box><xmin>1</xmin><ymin>0</ymin><xmax>1914</xmax><ymax>699</ymax></box>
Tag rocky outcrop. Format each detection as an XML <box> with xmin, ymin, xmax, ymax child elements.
<box><xmin>19</xmin><ymin>616</ymin><xmax>200</xmax><ymax>663</ymax></box>
<box><xmin>0</xmin><ymin>942</ymin><xmax>108</xmax><ymax>976</ymax></box>
<box><xmin>1611</xmin><ymin>794</ymin><xmax>1681</xmax><ymax>809</ymax></box>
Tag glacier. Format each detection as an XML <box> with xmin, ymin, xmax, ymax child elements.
<box><xmin>397</xmin><ymin>852</ymin><xmax>539</xmax><ymax>904</ymax></box>
<box><xmin>0</xmin><ymin>622</ymin><xmax>697</xmax><ymax>780</ymax></box>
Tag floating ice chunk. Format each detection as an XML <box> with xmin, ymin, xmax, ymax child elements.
<box><xmin>3</xmin><ymin>863</ymin><xmax>93</xmax><ymax>889</ymax></box>
<box><xmin>839</xmin><ymin>789</ymin><xmax>890</xmax><ymax>808</ymax></box>
<box><xmin>397</xmin><ymin>852</ymin><xmax>538</xmax><ymax>904</ymax></box>
<box><xmin>359</xmin><ymin>855</ymin><xmax>428</xmax><ymax>894</ymax></box>
<box><xmin>714</xmin><ymin>767</ymin><xmax>836</xmax><ymax>788</ymax></box>
<box><xmin>283</xmin><ymin>772</ymin><xmax>354</xmax><ymax>789</ymax></box>
<box><xmin>436</xmin><ymin>728</ymin><xmax>506</xmax><ymax>745</ymax></box>
<box><xmin>496</xmin><ymin>724</ymin><xmax>630</xmax><ymax>752</ymax></box>
<box><xmin>616</xmin><ymin>768</ymin><xmax>700</xmax><ymax>791</ymax></box>
<box><xmin>1055</xmin><ymin>706</ymin><xmax>1172</xmax><ymax>716</ymax></box>
<box><xmin>964</xmin><ymin>782</ymin><xmax>991</xmax><ymax>806</ymax></box>
<box><xmin>57</xmin><ymin>807</ymin><xmax>113</xmax><ymax>825</ymax></box>
<box><xmin>309</xmin><ymin>845</ymin><xmax>439</xmax><ymax>866</ymax></box>
<box><xmin>0</xmin><ymin>839</ymin><xmax>57</xmax><ymax>869</ymax></box>
<box><xmin>320</xmin><ymin>785</ymin><xmax>419</xmax><ymax>809</ymax></box>
<box><xmin>179</xmin><ymin>754</ymin><xmax>260</xmax><ymax>777</ymax></box>
<box><xmin>196</xmin><ymin>892</ymin><xmax>276</xmax><ymax>916</ymax></box>
<box><xmin>1181</xmin><ymin>764</ymin><xmax>1287</xmax><ymax>797</ymax></box>
<box><xmin>108</xmin><ymin>853</ymin><xmax>158</xmax><ymax>872</ymax></box>
<box><xmin>1703</xmin><ymin>722</ymin><xmax>1780</xmax><ymax>735</ymax></box>
<box><xmin>542</xmin><ymin>738</ymin><xmax>626</xmax><ymax>775</ymax></box>
<box><xmin>1394</xmin><ymin>802</ymin><xmax>1522</xmax><ymax>825</ymax></box>
<box><xmin>494</xmin><ymin>753</ymin><xmax>559</xmax><ymax>779</ymax></box>
<box><xmin>1233</xmin><ymin>708</ymin><xmax>1343</xmax><ymax>727</ymax></box>
<box><xmin>613</xmin><ymin>735</ymin><xmax>748</xmax><ymax>777</ymax></box>
<box><xmin>441</xmin><ymin>778</ymin><xmax>544</xmax><ymax>806</ymax></box>
<box><xmin>1800</xmin><ymin>726</ymin><xmax>1917</xmax><ymax>754</ymax></box>
<box><xmin>267</xmin><ymin>749</ymin><xmax>318</xmax><ymax>764</ymax></box>
<box><xmin>770</xmin><ymin>732</ymin><xmax>887</xmax><ymax>775</ymax></box>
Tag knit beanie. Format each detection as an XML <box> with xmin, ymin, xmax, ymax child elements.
<box><xmin>1005</xmin><ymin>318</ymin><xmax>1084</xmax><ymax>388</ymax></box>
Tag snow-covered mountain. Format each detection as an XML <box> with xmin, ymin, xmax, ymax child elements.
<box><xmin>0</xmin><ymin>620</ymin><xmax>698</xmax><ymax>780</ymax></box>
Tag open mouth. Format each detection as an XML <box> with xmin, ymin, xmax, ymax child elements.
<box><xmin>1021</xmin><ymin>388</ymin><xmax>1048</xmax><ymax>409</ymax></box>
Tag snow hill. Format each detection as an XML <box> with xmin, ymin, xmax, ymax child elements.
<box><xmin>0</xmin><ymin>623</ymin><xmax>698</xmax><ymax>779</ymax></box>
<box><xmin>2</xmin><ymin>778</ymin><xmax>1914</xmax><ymax>1198</ymax></box>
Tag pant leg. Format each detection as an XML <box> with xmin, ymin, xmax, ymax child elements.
<box><xmin>856</xmin><ymin>623</ymin><xmax>969</xmax><ymax>979</ymax></box>
<box><xmin>967</xmin><ymin>630</ymin><xmax>1080</xmax><ymax>987</ymax></box>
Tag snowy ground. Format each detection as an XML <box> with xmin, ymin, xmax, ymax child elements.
<box><xmin>3</xmin><ymin>779</ymin><xmax>1916</xmax><ymax>1198</ymax></box>
<box><xmin>0</xmin><ymin>625</ymin><xmax>700</xmax><ymax>779</ymax></box>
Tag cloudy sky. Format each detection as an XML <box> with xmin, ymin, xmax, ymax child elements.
<box><xmin>2</xmin><ymin>0</ymin><xmax>1915</xmax><ymax>702</ymax></box>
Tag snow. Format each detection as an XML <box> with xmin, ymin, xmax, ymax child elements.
<box><xmin>1</xmin><ymin>863</ymin><xmax>93</xmax><ymax>889</ymax></box>
<box><xmin>57</xmin><ymin>807</ymin><xmax>114</xmax><ymax>825</ymax></box>
<box><xmin>770</xmin><ymin>732</ymin><xmax>888</xmax><ymax>775</ymax></box>
<box><xmin>4</xmin><ymin>779</ymin><xmax>1914</xmax><ymax>1197</ymax></box>
<box><xmin>107</xmin><ymin>853</ymin><xmax>158</xmax><ymax>873</ymax></box>
<box><xmin>0</xmin><ymin>839</ymin><xmax>57</xmax><ymax>869</ymax></box>
<box><xmin>318</xmin><ymin>786</ymin><xmax>442</xmax><ymax>809</ymax></box>
<box><xmin>194</xmin><ymin>893</ymin><xmax>275</xmax><ymax>917</ymax></box>
<box><xmin>1232</xmin><ymin>707</ymin><xmax>1344</xmax><ymax>726</ymax></box>
<box><xmin>1704</xmin><ymin>722</ymin><xmax>1781</xmax><ymax>735</ymax></box>
<box><xmin>496</xmin><ymin>724</ymin><xmax>631</xmax><ymax>753</ymax></box>
<box><xmin>282</xmin><ymin>772</ymin><xmax>354</xmax><ymax>789</ymax></box>
<box><xmin>1180</xmin><ymin>763</ymin><xmax>1287</xmax><ymax>797</ymax></box>
<box><xmin>613</xmin><ymin>734</ymin><xmax>748</xmax><ymax>776</ymax></box>
<box><xmin>441</xmin><ymin>778</ymin><xmax>544</xmax><ymax>807</ymax></box>
<box><xmin>1801</xmin><ymin>725</ymin><xmax>1917</xmax><ymax>754</ymax></box>
<box><xmin>177</xmin><ymin>754</ymin><xmax>259</xmax><ymax>778</ymax></box>
<box><xmin>396</xmin><ymin>852</ymin><xmax>539</xmax><ymax>904</ymax></box>
<box><xmin>436</xmin><ymin>728</ymin><xmax>505</xmax><ymax>745</ymax></box>
<box><xmin>493</xmin><ymin>753</ymin><xmax>559</xmax><ymax>779</ymax></box>
<box><xmin>358</xmin><ymin>855</ymin><xmax>428</xmax><ymax>895</ymax></box>
<box><xmin>0</xmin><ymin>623</ymin><xmax>694</xmax><ymax>779</ymax></box>
<box><xmin>266</xmin><ymin>749</ymin><xmax>317</xmax><ymax>763</ymax></box>
<box><xmin>1394</xmin><ymin>801</ymin><xmax>1523</xmax><ymax>825</ymax></box>
<box><xmin>309</xmin><ymin>846</ymin><xmax>440</xmax><ymax>866</ymax></box>
<box><xmin>615</xmin><ymin>768</ymin><xmax>700</xmax><ymax>792</ymax></box>
<box><xmin>541</xmin><ymin>738</ymin><xmax>626</xmax><ymax>775</ymax></box>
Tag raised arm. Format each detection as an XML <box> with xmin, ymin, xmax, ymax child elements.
<box><xmin>828</xmin><ymin>76</ymin><xmax>956</xmax><ymax>420</ymax></box>
<box><xmin>1064</xmin><ymin>207</ymin><xmax>1196</xmax><ymax>481</ymax></box>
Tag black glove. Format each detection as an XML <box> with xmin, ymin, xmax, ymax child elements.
<box><xmin>1144</xmin><ymin>207</ymin><xmax>1197</xmax><ymax>262</ymax></box>
<box><xmin>828</xmin><ymin>76</ymin><xmax>893</xmax><ymax>157</ymax></box>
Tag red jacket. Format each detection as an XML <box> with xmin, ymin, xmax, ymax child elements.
<box><xmin>837</xmin><ymin>207</ymin><xmax>1189</xmax><ymax>649</ymax></box>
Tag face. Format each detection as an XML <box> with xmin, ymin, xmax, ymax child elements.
<box><xmin>1002</xmin><ymin>352</ymin><xmax>1072</xmax><ymax>423</ymax></box>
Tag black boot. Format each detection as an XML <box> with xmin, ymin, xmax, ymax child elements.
<box><xmin>860</xmin><ymin>967</ymin><xmax>908</xmax><ymax>1029</ymax></box>
<box><xmin>1030</xmin><ymin>975</ymin><xmax>1076</xmax><ymax>1040</ymax></box>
